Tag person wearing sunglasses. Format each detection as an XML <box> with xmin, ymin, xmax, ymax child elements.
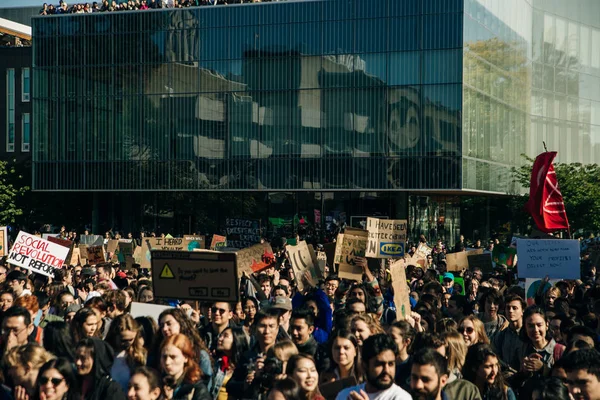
<box><xmin>200</xmin><ymin>302</ymin><xmax>234</xmax><ymax>352</ymax></box>
<box><xmin>458</xmin><ymin>316</ymin><xmax>490</xmax><ymax>347</ymax></box>
<box><xmin>34</xmin><ymin>358</ymin><xmax>77</xmax><ymax>400</ymax></box>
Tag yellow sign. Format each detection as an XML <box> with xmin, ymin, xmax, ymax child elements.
<box><xmin>160</xmin><ymin>263</ymin><xmax>175</xmax><ymax>279</ymax></box>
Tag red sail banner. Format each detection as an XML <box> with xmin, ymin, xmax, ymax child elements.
<box><xmin>525</xmin><ymin>151</ymin><xmax>570</xmax><ymax>233</ymax></box>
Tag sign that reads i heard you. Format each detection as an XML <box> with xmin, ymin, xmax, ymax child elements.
<box><xmin>365</xmin><ymin>218</ymin><xmax>407</xmax><ymax>258</ymax></box>
<box><xmin>8</xmin><ymin>231</ymin><xmax>70</xmax><ymax>277</ymax></box>
<box><xmin>516</xmin><ymin>239</ymin><xmax>580</xmax><ymax>280</ymax></box>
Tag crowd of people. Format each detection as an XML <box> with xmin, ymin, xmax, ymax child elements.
<box><xmin>0</xmin><ymin>227</ymin><xmax>598</xmax><ymax>400</ymax></box>
<box><xmin>39</xmin><ymin>0</ymin><xmax>282</xmax><ymax>15</ymax></box>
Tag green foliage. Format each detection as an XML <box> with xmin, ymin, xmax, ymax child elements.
<box><xmin>512</xmin><ymin>155</ymin><xmax>600</xmax><ymax>234</ymax></box>
<box><xmin>0</xmin><ymin>159</ymin><xmax>29</xmax><ymax>225</ymax></box>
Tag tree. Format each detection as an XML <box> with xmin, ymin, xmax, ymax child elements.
<box><xmin>512</xmin><ymin>155</ymin><xmax>600</xmax><ymax>235</ymax></box>
<box><xmin>0</xmin><ymin>159</ymin><xmax>29</xmax><ymax>225</ymax></box>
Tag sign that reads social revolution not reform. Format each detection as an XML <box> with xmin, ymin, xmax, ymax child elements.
<box><xmin>365</xmin><ymin>218</ymin><xmax>407</xmax><ymax>258</ymax></box>
<box><xmin>516</xmin><ymin>239</ymin><xmax>580</xmax><ymax>280</ymax></box>
<box><xmin>8</xmin><ymin>231</ymin><xmax>70</xmax><ymax>277</ymax></box>
<box><xmin>151</xmin><ymin>250</ymin><xmax>239</xmax><ymax>302</ymax></box>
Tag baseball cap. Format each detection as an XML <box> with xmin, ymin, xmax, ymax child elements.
<box><xmin>443</xmin><ymin>272</ymin><xmax>454</xmax><ymax>281</ymax></box>
<box><xmin>271</xmin><ymin>296</ymin><xmax>292</xmax><ymax>311</ymax></box>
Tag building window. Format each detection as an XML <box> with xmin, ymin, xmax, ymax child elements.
<box><xmin>22</xmin><ymin>113</ymin><xmax>30</xmax><ymax>152</ymax></box>
<box><xmin>21</xmin><ymin>68</ymin><xmax>30</xmax><ymax>102</ymax></box>
<box><xmin>7</xmin><ymin>69</ymin><xmax>15</xmax><ymax>152</ymax></box>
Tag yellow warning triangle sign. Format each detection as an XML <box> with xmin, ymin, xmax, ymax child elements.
<box><xmin>160</xmin><ymin>263</ymin><xmax>175</xmax><ymax>279</ymax></box>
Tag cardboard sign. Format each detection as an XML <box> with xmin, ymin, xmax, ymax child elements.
<box><xmin>365</xmin><ymin>218</ymin><xmax>407</xmax><ymax>258</ymax></box>
<box><xmin>323</xmin><ymin>242</ymin><xmax>337</xmax><ymax>272</ymax></box>
<box><xmin>390</xmin><ymin>259</ymin><xmax>411</xmax><ymax>320</ymax></box>
<box><xmin>80</xmin><ymin>235</ymin><xmax>103</xmax><ymax>246</ymax></box>
<box><xmin>335</xmin><ymin>229</ymin><xmax>368</xmax><ymax>280</ymax></box>
<box><xmin>225</xmin><ymin>218</ymin><xmax>261</xmax><ymax>249</ymax></box>
<box><xmin>86</xmin><ymin>245</ymin><xmax>106</xmax><ymax>265</ymax></box>
<box><xmin>140</xmin><ymin>237</ymin><xmax>196</xmax><ymax>269</ymax></box>
<box><xmin>467</xmin><ymin>253</ymin><xmax>494</xmax><ymax>274</ymax></box>
<box><xmin>445</xmin><ymin>251</ymin><xmax>469</xmax><ymax>271</ymax></box>
<box><xmin>234</xmin><ymin>242</ymin><xmax>273</xmax><ymax>278</ymax></box>
<box><xmin>183</xmin><ymin>235</ymin><xmax>205</xmax><ymax>250</ymax></box>
<box><xmin>0</xmin><ymin>227</ymin><xmax>7</xmax><ymax>257</ymax></box>
<box><xmin>47</xmin><ymin>236</ymin><xmax>75</xmax><ymax>267</ymax></box>
<box><xmin>406</xmin><ymin>253</ymin><xmax>426</xmax><ymax>268</ymax></box>
<box><xmin>70</xmin><ymin>247</ymin><xmax>81</xmax><ymax>266</ymax></box>
<box><xmin>210</xmin><ymin>235</ymin><xmax>227</xmax><ymax>250</ymax></box>
<box><xmin>525</xmin><ymin>278</ymin><xmax>561</xmax><ymax>306</ymax></box>
<box><xmin>129</xmin><ymin>302</ymin><xmax>172</xmax><ymax>323</ymax></box>
<box><xmin>286</xmin><ymin>241</ymin><xmax>319</xmax><ymax>291</ymax></box>
<box><xmin>106</xmin><ymin>240</ymin><xmax>119</xmax><ymax>255</ymax></box>
<box><xmin>78</xmin><ymin>244</ymin><xmax>88</xmax><ymax>263</ymax></box>
<box><xmin>133</xmin><ymin>246</ymin><xmax>142</xmax><ymax>266</ymax></box>
<box><xmin>7</xmin><ymin>231</ymin><xmax>70</xmax><ymax>277</ymax></box>
<box><xmin>516</xmin><ymin>239</ymin><xmax>580</xmax><ymax>279</ymax></box>
<box><xmin>415</xmin><ymin>243</ymin><xmax>432</xmax><ymax>258</ymax></box>
<box><xmin>151</xmin><ymin>250</ymin><xmax>238</xmax><ymax>302</ymax></box>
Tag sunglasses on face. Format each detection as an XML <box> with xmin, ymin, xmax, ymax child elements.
<box><xmin>460</xmin><ymin>326</ymin><xmax>474</xmax><ymax>334</ymax></box>
<box><xmin>211</xmin><ymin>307</ymin><xmax>227</xmax><ymax>315</ymax></box>
<box><xmin>39</xmin><ymin>377</ymin><xmax>64</xmax><ymax>385</ymax></box>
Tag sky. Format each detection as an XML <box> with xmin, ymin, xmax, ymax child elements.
<box><xmin>1</xmin><ymin>1</ymin><xmax>45</xmax><ymax>8</ymax></box>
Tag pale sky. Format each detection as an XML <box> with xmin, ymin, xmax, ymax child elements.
<box><xmin>1</xmin><ymin>1</ymin><xmax>47</xmax><ymax>8</ymax></box>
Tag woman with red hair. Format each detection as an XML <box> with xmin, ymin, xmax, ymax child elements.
<box><xmin>160</xmin><ymin>334</ymin><xmax>210</xmax><ymax>400</ymax></box>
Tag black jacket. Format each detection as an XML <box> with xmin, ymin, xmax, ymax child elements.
<box><xmin>172</xmin><ymin>381</ymin><xmax>211</xmax><ymax>400</ymax></box>
<box><xmin>73</xmin><ymin>338</ymin><xmax>125</xmax><ymax>400</ymax></box>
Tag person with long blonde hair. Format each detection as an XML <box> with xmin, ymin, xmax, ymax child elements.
<box><xmin>458</xmin><ymin>316</ymin><xmax>490</xmax><ymax>347</ymax></box>
<box><xmin>160</xmin><ymin>334</ymin><xmax>210</xmax><ymax>400</ymax></box>
<box><xmin>105</xmin><ymin>314</ymin><xmax>147</xmax><ymax>392</ymax></box>
<box><xmin>439</xmin><ymin>330</ymin><xmax>482</xmax><ymax>399</ymax></box>
<box><xmin>5</xmin><ymin>344</ymin><xmax>55</xmax><ymax>399</ymax></box>
<box><xmin>350</xmin><ymin>314</ymin><xmax>384</xmax><ymax>348</ymax></box>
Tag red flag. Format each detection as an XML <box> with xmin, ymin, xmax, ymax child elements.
<box><xmin>525</xmin><ymin>151</ymin><xmax>569</xmax><ymax>233</ymax></box>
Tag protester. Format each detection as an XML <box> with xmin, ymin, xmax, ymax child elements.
<box><xmin>34</xmin><ymin>358</ymin><xmax>77</xmax><ymax>400</ymax></box>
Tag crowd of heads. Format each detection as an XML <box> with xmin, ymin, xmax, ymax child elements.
<box><xmin>39</xmin><ymin>0</ymin><xmax>283</xmax><ymax>15</ymax></box>
<box><xmin>0</xmin><ymin>227</ymin><xmax>598</xmax><ymax>400</ymax></box>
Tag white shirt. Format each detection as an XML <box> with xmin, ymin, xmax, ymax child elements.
<box><xmin>335</xmin><ymin>383</ymin><xmax>412</xmax><ymax>400</ymax></box>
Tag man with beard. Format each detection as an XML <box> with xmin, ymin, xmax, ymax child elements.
<box><xmin>336</xmin><ymin>334</ymin><xmax>411</xmax><ymax>399</ymax></box>
<box><xmin>410</xmin><ymin>348</ymin><xmax>449</xmax><ymax>400</ymax></box>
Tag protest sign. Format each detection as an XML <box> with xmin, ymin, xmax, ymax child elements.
<box><xmin>225</xmin><ymin>218</ymin><xmax>261</xmax><ymax>249</ymax></box>
<box><xmin>106</xmin><ymin>240</ymin><xmax>119</xmax><ymax>255</ymax></box>
<box><xmin>86</xmin><ymin>245</ymin><xmax>106</xmax><ymax>265</ymax></box>
<box><xmin>316</xmin><ymin>251</ymin><xmax>327</xmax><ymax>275</ymax></box>
<box><xmin>80</xmin><ymin>235</ymin><xmax>103</xmax><ymax>246</ymax></box>
<box><xmin>365</xmin><ymin>218</ymin><xmax>407</xmax><ymax>258</ymax></box>
<box><xmin>133</xmin><ymin>246</ymin><xmax>142</xmax><ymax>266</ymax></box>
<box><xmin>151</xmin><ymin>250</ymin><xmax>238</xmax><ymax>302</ymax></box>
<box><xmin>323</xmin><ymin>242</ymin><xmax>337</xmax><ymax>272</ymax></box>
<box><xmin>0</xmin><ymin>227</ymin><xmax>6</xmax><ymax>257</ymax></box>
<box><xmin>286</xmin><ymin>241</ymin><xmax>319</xmax><ymax>291</ymax></box>
<box><xmin>415</xmin><ymin>243</ymin><xmax>432</xmax><ymax>258</ymax></box>
<box><xmin>129</xmin><ymin>302</ymin><xmax>172</xmax><ymax>323</ymax></box>
<box><xmin>525</xmin><ymin>278</ymin><xmax>560</xmax><ymax>306</ymax></box>
<box><xmin>70</xmin><ymin>247</ymin><xmax>81</xmax><ymax>266</ymax></box>
<box><xmin>7</xmin><ymin>231</ymin><xmax>69</xmax><ymax>277</ymax></box>
<box><xmin>492</xmin><ymin>245</ymin><xmax>517</xmax><ymax>268</ymax></box>
<box><xmin>335</xmin><ymin>229</ymin><xmax>368</xmax><ymax>280</ymax></box>
<box><xmin>234</xmin><ymin>243</ymin><xmax>273</xmax><ymax>277</ymax></box>
<box><xmin>517</xmin><ymin>239</ymin><xmax>580</xmax><ymax>279</ymax></box>
<box><xmin>140</xmin><ymin>237</ymin><xmax>195</xmax><ymax>269</ymax></box>
<box><xmin>467</xmin><ymin>252</ymin><xmax>494</xmax><ymax>274</ymax></box>
<box><xmin>78</xmin><ymin>244</ymin><xmax>88</xmax><ymax>263</ymax></box>
<box><xmin>210</xmin><ymin>235</ymin><xmax>227</xmax><ymax>250</ymax></box>
<box><xmin>406</xmin><ymin>253</ymin><xmax>426</xmax><ymax>268</ymax></box>
<box><xmin>445</xmin><ymin>251</ymin><xmax>469</xmax><ymax>271</ymax></box>
<box><xmin>184</xmin><ymin>235</ymin><xmax>205</xmax><ymax>250</ymax></box>
<box><xmin>47</xmin><ymin>236</ymin><xmax>74</xmax><ymax>267</ymax></box>
<box><xmin>390</xmin><ymin>259</ymin><xmax>411</xmax><ymax>320</ymax></box>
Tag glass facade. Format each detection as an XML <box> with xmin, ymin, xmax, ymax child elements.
<box><xmin>31</xmin><ymin>0</ymin><xmax>600</xmax><ymax>193</ymax></box>
<box><xmin>32</xmin><ymin>0</ymin><xmax>464</xmax><ymax>191</ymax></box>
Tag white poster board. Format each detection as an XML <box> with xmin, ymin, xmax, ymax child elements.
<box><xmin>8</xmin><ymin>231</ymin><xmax>70</xmax><ymax>277</ymax></box>
<box><xmin>516</xmin><ymin>239</ymin><xmax>580</xmax><ymax>279</ymax></box>
<box><xmin>129</xmin><ymin>302</ymin><xmax>173</xmax><ymax>323</ymax></box>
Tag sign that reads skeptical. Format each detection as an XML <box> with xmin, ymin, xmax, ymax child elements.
<box><xmin>516</xmin><ymin>239</ymin><xmax>580</xmax><ymax>279</ymax></box>
<box><xmin>365</xmin><ymin>218</ymin><xmax>407</xmax><ymax>258</ymax></box>
<box><xmin>8</xmin><ymin>231</ymin><xmax>70</xmax><ymax>277</ymax></box>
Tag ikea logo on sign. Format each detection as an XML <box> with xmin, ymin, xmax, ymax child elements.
<box><xmin>380</xmin><ymin>243</ymin><xmax>404</xmax><ymax>256</ymax></box>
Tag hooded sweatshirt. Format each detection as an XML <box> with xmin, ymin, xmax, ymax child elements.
<box><xmin>77</xmin><ymin>338</ymin><xmax>126</xmax><ymax>400</ymax></box>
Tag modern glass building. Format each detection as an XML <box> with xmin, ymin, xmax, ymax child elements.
<box><xmin>30</xmin><ymin>0</ymin><xmax>600</xmax><ymax>238</ymax></box>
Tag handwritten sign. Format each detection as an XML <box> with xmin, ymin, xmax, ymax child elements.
<box><xmin>225</xmin><ymin>218</ymin><xmax>261</xmax><ymax>249</ymax></box>
<box><xmin>390</xmin><ymin>259</ymin><xmax>411</xmax><ymax>320</ymax></box>
<box><xmin>415</xmin><ymin>243</ymin><xmax>432</xmax><ymax>258</ymax></box>
<box><xmin>525</xmin><ymin>278</ymin><xmax>561</xmax><ymax>306</ymax></box>
<box><xmin>7</xmin><ymin>231</ymin><xmax>69</xmax><ymax>277</ymax></box>
<box><xmin>234</xmin><ymin>242</ymin><xmax>273</xmax><ymax>278</ymax></box>
<box><xmin>335</xmin><ymin>229</ymin><xmax>368</xmax><ymax>280</ymax></box>
<box><xmin>86</xmin><ymin>245</ymin><xmax>106</xmax><ymax>265</ymax></box>
<box><xmin>467</xmin><ymin>252</ymin><xmax>494</xmax><ymax>274</ymax></box>
<box><xmin>210</xmin><ymin>235</ymin><xmax>227</xmax><ymax>250</ymax></box>
<box><xmin>286</xmin><ymin>241</ymin><xmax>319</xmax><ymax>291</ymax></box>
<box><xmin>516</xmin><ymin>239</ymin><xmax>580</xmax><ymax>279</ymax></box>
<box><xmin>445</xmin><ymin>251</ymin><xmax>469</xmax><ymax>271</ymax></box>
<box><xmin>365</xmin><ymin>218</ymin><xmax>407</xmax><ymax>258</ymax></box>
<box><xmin>140</xmin><ymin>237</ymin><xmax>199</xmax><ymax>269</ymax></box>
<box><xmin>151</xmin><ymin>250</ymin><xmax>238</xmax><ymax>302</ymax></box>
<box><xmin>183</xmin><ymin>235</ymin><xmax>205</xmax><ymax>251</ymax></box>
<box><xmin>0</xmin><ymin>227</ymin><xmax>7</xmax><ymax>257</ymax></box>
<box><xmin>47</xmin><ymin>236</ymin><xmax>75</xmax><ymax>267</ymax></box>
